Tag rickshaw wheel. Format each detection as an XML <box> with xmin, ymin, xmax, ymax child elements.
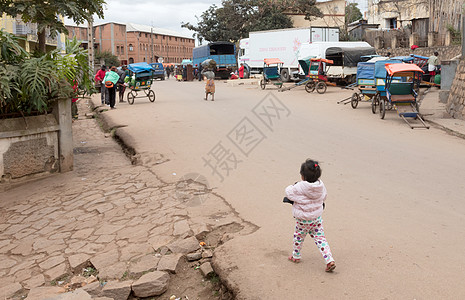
<box><xmin>305</xmin><ymin>81</ymin><xmax>315</xmax><ymax>93</ymax></box>
<box><xmin>127</xmin><ymin>92</ymin><xmax>135</xmax><ymax>105</ymax></box>
<box><xmin>148</xmin><ymin>90</ymin><xmax>156</xmax><ymax>102</ymax></box>
<box><xmin>351</xmin><ymin>93</ymin><xmax>359</xmax><ymax>109</ymax></box>
<box><xmin>379</xmin><ymin>99</ymin><xmax>386</xmax><ymax>119</ymax></box>
<box><xmin>316</xmin><ymin>82</ymin><xmax>327</xmax><ymax>94</ymax></box>
<box><xmin>260</xmin><ymin>79</ymin><xmax>266</xmax><ymax>90</ymax></box>
<box><xmin>371</xmin><ymin>94</ymin><xmax>379</xmax><ymax>114</ymax></box>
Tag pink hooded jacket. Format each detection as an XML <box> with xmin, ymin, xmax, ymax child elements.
<box><xmin>285</xmin><ymin>180</ymin><xmax>327</xmax><ymax>220</ymax></box>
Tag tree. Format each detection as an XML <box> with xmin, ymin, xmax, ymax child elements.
<box><xmin>182</xmin><ymin>0</ymin><xmax>321</xmax><ymax>43</ymax></box>
<box><xmin>345</xmin><ymin>2</ymin><xmax>363</xmax><ymax>25</ymax></box>
<box><xmin>0</xmin><ymin>0</ymin><xmax>105</xmax><ymax>53</ymax></box>
<box><xmin>95</xmin><ymin>51</ymin><xmax>120</xmax><ymax>68</ymax></box>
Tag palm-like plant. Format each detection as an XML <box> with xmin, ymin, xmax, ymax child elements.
<box><xmin>0</xmin><ymin>30</ymin><xmax>94</xmax><ymax>117</ymax></box>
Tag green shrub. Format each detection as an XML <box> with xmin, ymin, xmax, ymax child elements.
<box><xmin>0</xmin><ymin>30</ymin><xmax>95</xmax><ymax>117</ymax></box>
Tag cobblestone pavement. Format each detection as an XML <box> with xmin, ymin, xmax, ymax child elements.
<box><xmin>0</xmin><ymin>97</ymin><xmax>256</xmax><ymax>299</ymax></box>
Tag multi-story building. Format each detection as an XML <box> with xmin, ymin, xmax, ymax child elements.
<box><xmin>94</xmin><ymin>22</ymin><xmax>128</xmax><ymax>65</ymax></box>
<box><xmin>286</xmin><ymin>0</ymin><xmax>346</xmax><ymax>29</ymax></box>
<box><xmin>367</xmin><ymin>0</ymin><xmax>463</xmax><ymax>46</ymax></box>
<box><xmin>1</xmin><ymin>14</ymin><xmax>66</xmax><ymax>52</ymax></box>
<box><xmin>65</xmin><ymin>24</ymin><xmax>89</xmax><ymax>49</ymax></box>
<box><xmin>126</xmin><ymin>23</ymin><xmax>195</xmax><ymax>64</ymax></box>
<box><xmin>65</xmin><ymin>22</ymin><xmax>195</xmax><ymax>66</ymax></box>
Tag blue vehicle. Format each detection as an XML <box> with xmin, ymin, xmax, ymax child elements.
<box><xmin>149</xmin><ymin>63</ymin><xmax>165</xmax><ymax>80</ymax></box>
<box><xmin>192</xmin><ymin>42</ymin><xmax>237</xmax><ymax>79</ymax></box>
<box><xmin>371</xmin><ymin>59</ymin><xmax>403</xmax><ymax>114</ymax></box>
<box><xmin>350</xmin><ymin>61</ymin><xmax>376</xmax><ymax>109</ymax></box>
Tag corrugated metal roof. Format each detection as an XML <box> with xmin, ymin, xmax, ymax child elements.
<box><xmin>126</xmin><ymin>23</ymin><xmax>193</xmax><ymax>39</ymax></box>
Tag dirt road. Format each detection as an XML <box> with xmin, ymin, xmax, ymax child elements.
<box><xmin>99</xmin><ymin>79</ymin><xmax>465</xmax><ymax>299</ymax></box>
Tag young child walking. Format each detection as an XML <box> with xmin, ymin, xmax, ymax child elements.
<box><xmin>285</xmin><ymin>159</ymin><xmax>336</xmax><ymax>272</ymax></box>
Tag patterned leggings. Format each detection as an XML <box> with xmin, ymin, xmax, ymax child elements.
<box><xmin>292</xmin><ymin>216</ymin><xmax>334</xmax><ymax>263</ymax></box>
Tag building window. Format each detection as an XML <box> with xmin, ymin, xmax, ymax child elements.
<box><xmin>129</xmin><ymin>44</ymin><xmax>133</xmax><ymax>51</ymax></box>
<box><xmin>386</xmin><ymin>18</ymin><xmax>397</xmax><ymax>29</ymax></box>
<box><xmin>121</xmin><ymin>46</ymin><xmax>124</xmax><ymax>54</ymax></box>
<box><xmin>116</xmin><ymin>46</ymin><xmax>120</xmax><ymax>54</ymax></box>
<box><xmin>129</xmin><ymin>57</ymin><xmax>134</xmax><ymax>64</ymax></box>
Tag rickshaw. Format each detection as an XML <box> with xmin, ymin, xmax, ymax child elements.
<box><xmin>260</xmin><ymin>58</ymin><xmax>283</xmax><ymax>90</ymax></box>
<box><xmin>350</xmin><ymin>61</ymin><xmax>376</xmax><ymax>108</ymax></box>
<box><xmin>371</xmin><ymin>60</ymin><xmax>403</xmax><ymax>114</ymax></box>
<box><xmin>303</xmin><ymin>58</ymin><xmax>333</xmax><ymax>94</ymax></box>
<box><xmin>279</xmin><ymin>57</ymin><xmax>333</xmax><ymax>94</ymax></box>
<box><xmin>379</xmin><ymin>63</ymin><xmax>429</xmax><ymax>129</ymax></box>
<box><xmin>126</xmin><ymin>62</ymin><xmax>156</xmax><ymax>105</ymax></box>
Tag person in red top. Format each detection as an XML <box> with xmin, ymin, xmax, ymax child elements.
<box><xmin>238</xmin><ymin>63</ymin><xmax>244</xmax><ymax>79</ymax></box>
<box><xmin>71</xmin><ymin>80</ymin><xmax>79</xmax><ymax>120</ymax></box>
<box><xmin>94</xmin><ymin>65</ymin><xmax>108</xmax><ymax>105</ymax></box>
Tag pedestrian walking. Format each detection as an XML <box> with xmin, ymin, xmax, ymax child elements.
<box><xmin>284</xmin><ymin>158</ymin><xmax>336</xmax><ymax>272</ymax></box>
<box><xmin>94</xmin><ymin>65</ymin><xmax>108</xmax><ymax>105</ymax></box>
<box><xmin>117</xmin><ymin>65</ymin><xmax>128</xmax><ymax>102</ymax></box>
<box><xmin>103</xmin><ymin>66</ymin><xmax>120</xmax><ymax>109</ymax></box>
<box><xmin>198</xmin><ymin>64</ymin><xmax>203</xmax><ymax>81</ymax></box>
<box><xmin>166</xmin><ymin>65</ymin><xmax>171</xmax><ymax>79</ymax></box>
<box><xmin>428</xmin><ymin>51</ymin><xmax>439</xmax><ymax>83</ymax></box>
<box><xmin>203</xmin><ymin>71</ymin><xmax>215</xmax><ymax>101</ymax></box>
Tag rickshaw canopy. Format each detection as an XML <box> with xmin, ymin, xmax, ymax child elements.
<box><xmin>264</xmin><ymin>58</ymin><xmax>284</xmax><ymax>65</ymax></box>
<box><xmin>310</xmin><ymin>58</ymin><xmax>333</xmax><ymax>64</ymax></box>
<box><xmin>385</xmin><ymin>63</ymin><xmax>424</xmax><ymax>76</ymax></box>
<box><xmin>128</xmin><ymin>62</ymin><xmax>153</xmax><ymax>73</ymax></box>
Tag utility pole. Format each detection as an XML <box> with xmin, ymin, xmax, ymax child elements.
<box><xmin>151</xmin><ymin>27</ymin><xmax>154</xmax><ymax>63</ymax></box>
<box><xmin>87</xmin><ymin>18</ymin><xmax>94</xmax><ymax>72</ymax></box>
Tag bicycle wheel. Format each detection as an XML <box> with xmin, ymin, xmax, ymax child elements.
<box><xmin>371</xmin><ymin>94</ymin><xmax>379</xmax><ymax>114</ymax></box>
<box><xmin>127</xmin><ymin>92</ymin><xmax>135</xmax><ymax>105</ymax></box>
<box><xmin>148</xmin><ymin>90</ymin><xmax>156</xmax><ymax>102</ymax></box>
<box><xmin>305</xmin><ymin>81</ymin><xmax>315</xmax><ymax>93</ymax></box>
<box><xmin>316</xmin><ymin>82</ymin><xmax>327</xmax><ymax>94</ymax></box>
<box><xmin>260</xmin><ymin>79</ymin><xmax>266</xmax><ymax>90</ymax></box>
<box><xmin>379</xmin><ymin>99</ymin><xmax>386</xmax><ymax>119</ymax></box>
<box><xmin>351</xmin><ymin>93</ymin><xmax>359</xmax><ymax>109</ymax></box>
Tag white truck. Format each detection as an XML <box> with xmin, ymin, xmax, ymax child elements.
<box><xmin>297</xmin><ymin>41</ymin><xmax>376</xmax><ymax>83</ymax></box>
<box><xmin>238</xmin><ymin>27</ymin><xmax>339</xmax><ymax>81</ymax></box>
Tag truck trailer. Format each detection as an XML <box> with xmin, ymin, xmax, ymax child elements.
<box><xmin>238</xmin><ymin>27</ymin><xmax>339</xmax><ymax>81</ymax></box>
<box><xmin>192</xmin><ymin>42</ymin><xmax>237</xmax><ymax>79</ymax></box>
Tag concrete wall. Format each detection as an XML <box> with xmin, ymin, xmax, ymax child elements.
<box><xmin>376</xmin><ymin>45</ymin><xmax>462</xmax><ymax>61</ymax></box>
<box><xmin>0</xmin><ymin>98</ymin><xmax>73</xmax><ymax>184</ymax></box>
<box><xmin>446</xmin><ymin>59</ymin><xmax>465</xmax><ymax>119</ymax></box>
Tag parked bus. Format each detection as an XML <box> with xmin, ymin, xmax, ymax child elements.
<box><xmin>192</xmin><ymin>42</ymin><xmax>237</xmax><ymax>79</ymax></box>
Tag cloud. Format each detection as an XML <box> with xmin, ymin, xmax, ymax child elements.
<box><xmin>66</xmin><ymin>0</ymin><xmax>222</xmax><ymax>37</ymax></box>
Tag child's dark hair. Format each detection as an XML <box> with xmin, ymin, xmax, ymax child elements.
<box><xmin>300</xmin><ymin>159</ymin><xmax>321</xmax><ymax>183</ymax></box>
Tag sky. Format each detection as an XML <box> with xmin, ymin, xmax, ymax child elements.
<box><xmin>66</xmin><ymin>0</ymin><xmax>368</xmax><ymax>38</ymax></box>
<box><xmin>66</xmin><ymin>0</ymin><xmax>222</xmax><ymax>38</ymax></box>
